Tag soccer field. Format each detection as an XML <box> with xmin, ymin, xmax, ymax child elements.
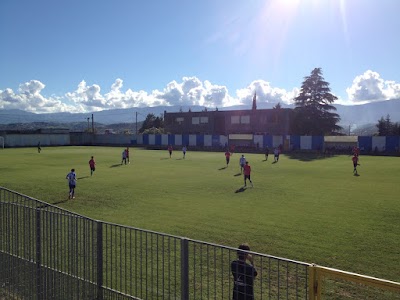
<box><xmin>0</xmin><ymin>146</ymin><xmax>399</xmax><ymax>283</ymax></box>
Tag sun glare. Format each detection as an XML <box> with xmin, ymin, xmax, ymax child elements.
<box><xmin>280</xmin><ymin>0</ymin><xmax>300</xmax><ymax>5</ymax></box>
<box><xmin>244</xmin><ymin>0</ymin><xmax>348</xmax><ymax>65</ymax></box>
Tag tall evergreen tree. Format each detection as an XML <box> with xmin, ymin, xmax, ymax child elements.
<box><xmin>376</xmin><ymin>114</ymin><xmax>399</xmax><ymax>136</ymax></box>
<box><xmin>292</xmin><ymin>68</ymin><xmax>341</xmax><ymax>135</ymax></box>
<box><xmin>139</xmin><ymin>113</ymin><xmax>164</xmax><ymax>133</ymax></box>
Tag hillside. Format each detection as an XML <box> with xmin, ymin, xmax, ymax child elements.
<box><xmin>0</xmin><ymin>99</ymin><xmax>399</xmax><ymax>131</ymax></box>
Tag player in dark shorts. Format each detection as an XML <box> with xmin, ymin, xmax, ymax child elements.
<box><xmin>89</xmin><ymin>156</ymin><xmax>96</xmax><ymax>176</ymax></box>
<box><xmin>225</xmin><ymin>150</ymin><xmax>231</xmax><ymax>166</ymax></box>
<box><xmin>243</xmin><ymin>161</ymin><xmax>253</xmax><ymax>187</ymax></box>
<box><xmin>66</xmin><ymin>169</ymin><xmax>77</xmax><ymax>199</ymax></box>
<box><xmin>265</xmin><ymin>147</ymin><xmax>269</xmax><ymax>160</ymax></box>
<box><xmin>352</xmin><ymin>155</ymin><xmax>359</xmax><ymax>175</ymax></box>
<box><xmin>168</xmin><ymin>145</ymin><xmax>173</xmax><ymax>158</ymax></box>
<box><xmin>126</xmin><ymin>147</ymin><xmax>130</xmax><ymax>164</ymax></box>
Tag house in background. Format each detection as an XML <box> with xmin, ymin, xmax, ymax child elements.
<box><xmin>164</xmin><ymin>93</ymin><xmax>292</xmax><ymax>137</ymax></box>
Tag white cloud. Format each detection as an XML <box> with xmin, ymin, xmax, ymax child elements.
<box><xmin>0</xmin><ymin>77</ymin><xmax>298</xmax><ymax>113</ymax></box>
<box><xmin>65</xmin><ymin>80</ymin><xmax>107</xmax><ymax>110</ymax></box>
<box><xmin>236</xmin><ymin>80</ymin><xmax>298</xmax><ymax>106</ymax></box>
<box><xmin>16</xmin><ymin>73</ymin><xmax>400</xmax><ymax>114</ymax></box>
<box><xmin>346</xmin><ymin>70</ymin><xmax>400</xmax><ymax>103</ymax></box>
<box><xmin>0</xmin><ymin>80</ymin><xmax>78</xmax><ymax>113</ymax></box>
<box><xmin>154</xmin><ymin>77</ymin><xmax>233</xmax><ymax>108</ymax></box>
<box><xmin>18</xmin><ymin>80</ymin><xmax>45</xmax><ymax>95</ymax></box>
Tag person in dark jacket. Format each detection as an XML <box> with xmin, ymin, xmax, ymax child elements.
<box><xmin>231</xmin><ymin>243</ymin><xmax>258</xmax><ymax>300</ymax></box>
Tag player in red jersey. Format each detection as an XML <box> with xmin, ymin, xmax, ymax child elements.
<box><xmin>230</xmin><ymin>144</ymin><xmax>236</xmax><ymax>156</ymax></box>
<box><xmin>352</xmin><ymin>155</ymin><xmax>359</xmax><ymax>175</ymax></box>
<box><xmin>225</xmin><ymin>150</ymin><xmax>231</xmax><ymax>166</ymax></box>
<box><xmin>126</xmin><ymin>147</ymin><xmax>130</xmax><ymax>164</ymax></box>
<box><xmin>243</xmin><ymin>161</ymin><xmax>253</xmax><ymax>187</ymax></box>
<box><xmin>89</xmin><ymin>156</ymin><xmax>96</xmax><ymax>176</ymax></box>
<box><xmin>352</xmin><ymin>146</ymin><xmax>358</xmax><ymax>155</ymax></box>
<box><xmin>168</xmin><ymin>145</ymin><xmax>173</xmax><ymax>158</ymax></box>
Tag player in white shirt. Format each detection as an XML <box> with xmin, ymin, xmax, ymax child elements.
<box><xmin>239</xmin><ymin>155</ymin><xmax>246</xmax><ymax>174</ymax></box>
<box><xmin>66</xmin><ymin>169</ymin><xmax>77</xmax><ymax>199</ymax></box>
<box><xmin>182</xmin><ymin>146</ymin><xmax>187</xmax><ymax>159</ymax></box>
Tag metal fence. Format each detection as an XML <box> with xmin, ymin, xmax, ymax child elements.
<box><xmin>1</xmin><ymin>187</ymin><xmax>399</xmax><ymax>300</ymax></box>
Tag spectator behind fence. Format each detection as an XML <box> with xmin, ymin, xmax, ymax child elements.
<box><xmin>231</xmin><ymin>243</ymin><xmax>258</xmax><ymax>300</ymax></box>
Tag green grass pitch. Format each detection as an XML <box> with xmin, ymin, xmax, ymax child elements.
<box><xmin>0</xmin><ymin>146</ymin><xmax>399</xmax><ymax>283</ymax></box>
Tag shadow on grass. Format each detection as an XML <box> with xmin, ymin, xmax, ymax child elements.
<box><xmin>234</xmin><ymin>173</ymin><xmax>242</xmax><ymax>177</ymax></box>
<box><xmin>285</xmin><ymin>152</ymin><xmax>337</xmax><ymax>162</ymax></box>
<box><xmin>218</xmin><ymin>166</ymin><xmax>228</xmax><ymax>170</ymax></box>
<box><xmin>354</xmin><ymin>173</ymin><xmax>360</xmax><ymax>177</ymax></box>
<box><xmin>235</xmin><ymin>187</ymin><xmax>247</xmax><ymax>193</ymax></box>
<box><xmin>77</xmin><ymin>176</ymin><xmax>89</xmax><ymax>180</ymax></box>
<box><xmin>38</xmin><ymin>197</ymin><xmax>71</xmax><ymax>208</ymax></box>
<box><xmin>262</xmin><ymin>159</ymin><xmax>268</xmax><ymax>162</ymax></box>
<box><xmin>110</xmin><ymin>164</ymin><xmax>123</xmax><ymax>168</ymax></box>
<box><xmin>51</xmin><ymin>199</ymin><xmax>69</xmax><ymax>205</ymax></box>
<box><xmin>176</xmin><ymin>158</ymin><xmax>183</xmax><ymax>160</ymax></box>
<box><xmin>160</xmin><ymin>157</ymin><xmax>169</xmax><ymax>160</ymax></box>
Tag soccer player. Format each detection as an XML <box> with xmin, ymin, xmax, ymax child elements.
<box><xmin>352</xmin><ymin>155</ymin><xmax>359</xmax><ymax>175</ymax></box>
<box><xmin>239</xmin><ymin>155</ymin><xmax>246</xmax><ymax>174</ymax></box>
<box><xmin>243</xmin><ymin>161</ymin><xmax>253</xmax><ymax>187</ymax></box>
<box><xmin>353</xmin><ymin>146</ymin><xmax>360</xmax><ymax>157</ymax></box>
<box><xmin>225</xmin><ymin>150</ymin><xmax>231</xmax><ymax>166</ymax></box>
<box><xmin>121</xmin><ymin>149</ymin><xmax>127</xmax><ymax>165</ymax></box>
<box><xmin>37</xmin><ymin>141</ymin><xmax>41</xmax><ymax>153</ymax></box>
<box><xmin>231</xmin><ymin>243</ymin><xmax>257</xmax><ymax>300</ymax></box>
<box><xmin>274</xmin><ymin>148</ymin><xmax>280</xmax><ymax>162</ymax></box>
<box><xmin>89</xmin><ymin>156</ymin><xmax>96</xmax><ymax>176</ymax></box>
<box><xmin>126</xmin><ymin>147</ymin><xmax>130</xmax><ymax>164</ymax></box>
<box><xmin>182</xmin><ymin>145</ymin><xmax>187</xmax><ymax>159</ymax></box>
<box><xmin>230</xmin><ymin>144</ymin><xmax>236</xmax><ymax>156</ymax></box>
<box><xmin>168</xmin><ymin>145</ymin><xmax>173</xmax><ymax>158</ymax></box>
<box><xmin>265</xmin><ymin>147</ymin><xmax>269</xmax><ymax>160</ymax></box>
<box><xmin>66</xmin><ymin>169</ymin><xmax>77</xmax><ymax>199</ymax></box>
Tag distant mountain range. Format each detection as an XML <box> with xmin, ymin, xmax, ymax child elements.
<box><xmin>1</xmin><ymin>99</ymin><xmax>399</xmax><ymax>129</ymax></box>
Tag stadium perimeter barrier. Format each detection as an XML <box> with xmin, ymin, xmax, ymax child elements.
<box><xmin>1</xmin><ymin>187</ymin><xmax>400</xmax><ymax>300</ymax></box>
<box><xmin>1</xmin><ymin>132</ymin><xmax>400</xmax><ymax>154</ymax></box>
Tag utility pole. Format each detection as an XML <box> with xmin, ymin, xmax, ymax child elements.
<box><xmin>87</xmin><ymin>117</ymin><xmax>90</xmax><ymax>132</ymax></box>
<box><xmin>135</xmin><ymin>111</ymin><xmax>138</xmax><ymax>135</ymax></box>
<box><xmin>92</xmin><ymin>114</ymin><xmax>94</xmax><ymax>133</ymax></box>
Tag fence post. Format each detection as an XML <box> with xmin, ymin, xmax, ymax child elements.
<box><xmin>181</xmin><ymin>238</ymin><xmax>189</xmax><ymax>299</ymax></box>
<box><xmin>36</xmin><ymin>209</ymin><xmax>42</xmax><ymax>300</ymax></box>
<box><xmin>97</xmin><ymin>221</ymin><xmax>103</xmax><ymax>300</ymax></box>
<box><xmin>308</xmin><ymin>263</ymin><xmax>320</xmax><ymax>300</ymax></box>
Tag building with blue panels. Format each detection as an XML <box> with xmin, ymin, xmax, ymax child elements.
<box><xmin>386</xmin><ymin>136</ymin><xmax>400</xmax><ymax>152</ymax></box>
<box><xmin>164</xmin><ymin>94</ymin><xmax>292</xmax><ymax>137</ymax></box>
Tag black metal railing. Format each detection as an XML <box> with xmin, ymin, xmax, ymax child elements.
<box><xmin>0</xmin><ymin>187</ymin><xmax>311</xmax><ymax>299</ymax></box>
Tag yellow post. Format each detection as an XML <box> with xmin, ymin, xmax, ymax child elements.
<box><xmin>308</xmin><ymin>264</ymin><xmax>318</xmax><ymax>300</ymax></box>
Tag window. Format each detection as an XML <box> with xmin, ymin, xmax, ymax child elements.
<box><xmin>200</xmin><ymin>116</ymin><xmax>208</xmax><ymax>124</ymax></box>
<box><xmin>241</xmin><ymin>115</ymin><xmax>250</xmax><ymax>124</ymax></box>
<box><xmin>192</xmin><ymin>116</ymin><xmax>209</xmax><ymax>125</ymax></box>
<box><xmin>231</xmin><ymin>116</ymin><xmax>240</xmax><ymax>124</ymax></box>
<box><xmin>192</xmin><ymin>117</ymin><xmax>200</xmax><ymax>124</ymax></box>
<box><xmin>176</xmin><ymin>117</ymin><xmax>184</xmax><ymax>124</ymax></box>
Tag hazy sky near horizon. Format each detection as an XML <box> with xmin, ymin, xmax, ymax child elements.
<box><xmin>1</xmin><ymin>0</ymin><xmax>400</xmax><ymax>113</ymax></box>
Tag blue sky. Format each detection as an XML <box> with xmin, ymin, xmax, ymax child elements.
<box><xmin>1</xmin><ymin>0</ymin><xmax>399</xmax><ymax>113</ymax></box>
